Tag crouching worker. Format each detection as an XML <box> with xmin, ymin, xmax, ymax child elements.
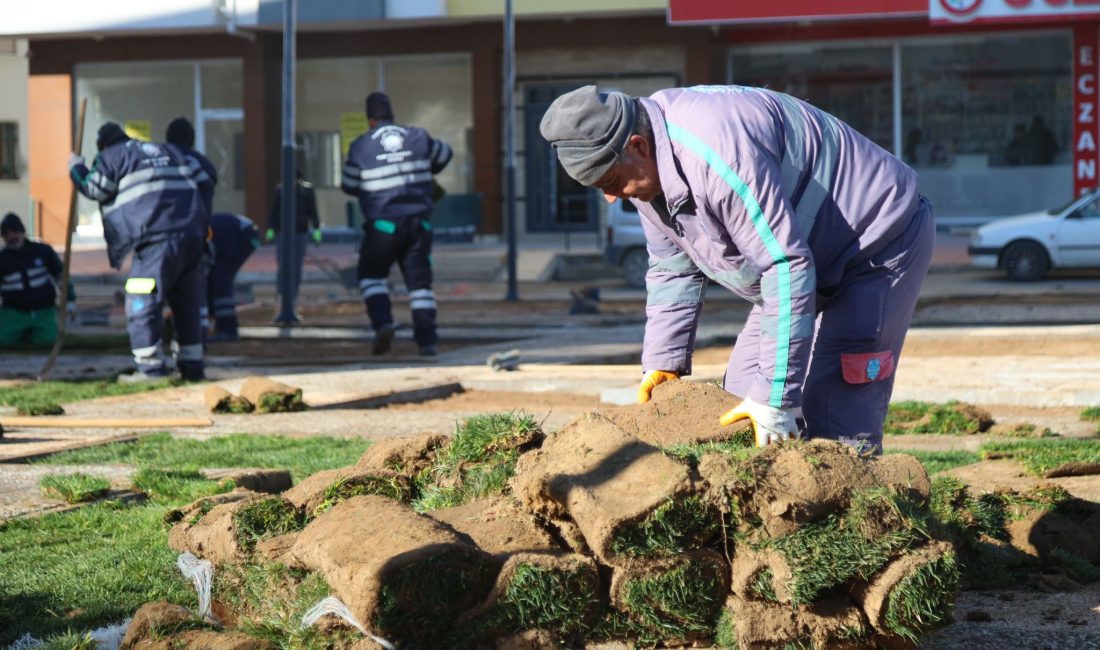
<box><xmin>69</xmin><ymin>122</ymin><xmax>213</xmax><ymax>381</ymax></box>
<box><xmin>540</xmin><ymin>85</ymin><xmax>934</xmax><ymax>453</ymax></box>
<box><xmin>0</xmin><ymin>212</ymin><xmax>74</xmax><ymax>347</ymax></box>
<box><xmin>208</xmin><ymin>212</ymin><xmax>260</xmax><ymax>342</ymax></box>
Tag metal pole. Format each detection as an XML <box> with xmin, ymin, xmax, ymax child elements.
<box><xmin>275</xmin><ymin>0</ymin><xmax>299</xmax><ymax>324</ymax></box>
<box><xmin>503</xmin><ymin>0</ymin><xmax>518</xmax><ymax>301</ymax></box>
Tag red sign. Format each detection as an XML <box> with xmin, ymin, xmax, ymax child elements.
<box><xmin>932</xmin><ymin>0</ymin><xmax>1100</xmax><ymax>25</ymax></box>
<box><xmin>1075</xmin><ymin>25</ymin><xmax>1100</xmax><ymax>196</ymax></box>
<box><xmin>667</xmin><ymin>0</ymin><xmax>925</xmax><ymax>24</ymax></box>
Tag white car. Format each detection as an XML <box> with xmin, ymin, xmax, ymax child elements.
<box><xmin>968</xmin><ymin>189</ymin><xmax>1100</xmax><ymax>281</ymax></box>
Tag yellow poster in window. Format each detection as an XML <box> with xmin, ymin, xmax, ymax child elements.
<box><xmin>124</xmin><ymin>120</ymin><xmax>152</xmax><ymax>142</ymax></box>
<box><xmin>340</xmin><ymin>112</ymin><xmax>369</xmax><ymax>157</ymax></box>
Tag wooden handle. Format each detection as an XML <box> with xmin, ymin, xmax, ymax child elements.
<box><xmin>0</xmin><ymin>416</ymin><xmax>213</xmax><ymax>428</ymax></box>
<box><xmin>38</xmin><ymin>97</ymin><xmax>88</xmax><ymax>381</ymax></box>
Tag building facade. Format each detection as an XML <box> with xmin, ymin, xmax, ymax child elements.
<box><xmin>4</xmin><ymin>1</ymin><xmax>1097</xmax><ymax>246</ymax></box>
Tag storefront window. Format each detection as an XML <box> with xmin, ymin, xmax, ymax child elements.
<box><xmin>297</xmin><ymin>54</ymin><xmax>472</xmax><ymax>228</ymax></box>
<box><xmin>729</xmin><ymin>44</ymin><xmax>894</xmax><ymax>151</ymax></box>
<box><xmin>902</xmin><ymin>33</ymin><xmax>1072</xmax><ymax>217</ymax></box>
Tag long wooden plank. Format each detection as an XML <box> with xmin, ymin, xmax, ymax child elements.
<box><xmin>0</xmin><ymin>416</ymin><xmax>213</xmax><ymax>428</ymax></box>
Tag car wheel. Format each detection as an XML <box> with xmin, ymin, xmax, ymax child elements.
<box><xmin>621</xmin><ymin>248</ymin><xmax>649</xmax><ymax>288</ymax></box>
<box><xmin>1002</xmin><ymin>241</ymin><xmax>1048</xmax><ymax>281</ymax></box>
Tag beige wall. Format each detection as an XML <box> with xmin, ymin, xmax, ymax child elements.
<box><xmin>0</xmin><ymin>39</ymin><xmax>30</xmax><ymax>232</ymax></box>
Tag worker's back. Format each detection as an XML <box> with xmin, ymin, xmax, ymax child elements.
<box><xmin>0</xmin><ymin>240</ymin><xmax>61</xmax><ymax>311</ymax></box>
<box><xmin>342</xmin><ymin>120</ymin><xmax>452</xmax><ymax>221</ymax></box>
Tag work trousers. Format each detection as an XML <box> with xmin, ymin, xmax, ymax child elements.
<box><xmin>357</xmin><ymin>214</ymin><xmax>436</xmax><ymax>348</ymax></box>
<box><xmin>0</xmin><ymin>305</ymin><xmax>57</xmax><ymax>348</ymax></box>
<box><xmin>125</xmin><ymin>234</ymin><xmax>206</xmax><ymax>379</ymax></box>
<box><xmin>725</xmin><ymin>197</ymin><xmax>935</xmax><ymax>454</ymax></box>
<box><xmin>208</xmin><ymin>249</ymin><xmax>253</xmax><ymax>336</ymax></box>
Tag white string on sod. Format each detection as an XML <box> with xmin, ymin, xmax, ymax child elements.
<box><xmin>87</xmin><ymin>619</ymin><xmax>131</xmax><ymax>650</ymax></box>
<box><xmin>176</xmin><ymin>552</ymin><xmax>218</xmax><ymax>623</ymax></box>
<box><xmin>300</xmin><ymin>596</ymin><xmax>395</xmax><ymax>650</ymax></box>
<box><xmin>7</xmin><ymin>633</ymin><xmax>42</xmax><ymax>650</ymax></box>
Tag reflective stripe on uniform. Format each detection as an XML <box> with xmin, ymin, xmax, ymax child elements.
<box><xmin>648</xmin><ymin>251</ymin><xmax>698</xmax><ymax>275</ymax></box>
<box><xmin>103</xmin><ymin>179</ymin><xmax>200</xmax><ymax>217</ymax></box>
<box><xmin>430</xmin><ymin>140</ymin><xmax>453</xmax><ymax>167</ymax></box>
<box><xmin>762</xmin><ymin>268</ymin><xmax>815</xmax><ymax>299</ymax></box>
<box><xmin>360</xmin><ymin>172</ymin><xmax>432</xmax><ymax>193</ymax></box>
<box><xmin>770</xmin><ymin>91</ymin><xmax>839</xmax><ymax>240</ymax></box>
<box><xmin>125</xmin><ymin>277</ymin><xmax>157</xmax><ymax>294</ymax></box>
<box><xmin>647</xmin><ymin>275</ymin><xmax>706</xmax><ymax>306</ymax></box>
<box><xmin>359</xmin><ymin>278</ymin><xmax>389</xmax><ymax>299</ymax></box>
<box><xmin>359</xmin><ymin>159</ymin><xmax>432</xmax><ymax>181</ymax></box>
<box><xmin>760</xmin><ymin>312</ymin><xmax>814</xmax><ymax>340</ymax></box>
<box><xmin>667</xmin><ymin>120</ymin><xmax>795</xmax><ymax>409</ymax></box>
<box><xmin>132</xmin><ymin>343</ymin><xmax>163</xmax><ymax>360</ymax></box>
<box><xmin>409</xmin><ymin>288</ymin><xmax>436</xmax><ymax>311</ymax></box>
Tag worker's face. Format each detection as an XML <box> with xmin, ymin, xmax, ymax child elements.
<box><xmin>2</xmin><ymin>231</ymin><xmax>24</xmax><ymax>249</ymax></box>
<box><xmin>594</xmin><ymin>134</ymin><xmax>662</xmax><ymax>204</ymax></box>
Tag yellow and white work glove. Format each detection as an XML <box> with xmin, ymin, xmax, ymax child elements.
<box><xmin>637</xmin><ymin>370</ymin><xmax>680</xmax><ymax>404</ymax></box>
<box><xmin>719</xmin><ymin>396</ymin><xmax>803</xmax><ymax>447</ymax></box>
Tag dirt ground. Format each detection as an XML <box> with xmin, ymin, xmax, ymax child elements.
<box><xmin>380</xmin><ymin>388</ymin><xmax>603</xmax><ymax>413</ymax></box>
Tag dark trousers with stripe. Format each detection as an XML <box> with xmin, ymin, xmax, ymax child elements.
<box><xmin>724</xmin><ymin>198</ymin><xmax>935</xmax><ymax>453</ymax></box>
<box><xmin>125</xmin><ymin>234</ymin><xmax>206</xmax><ymax>379</ymax></box>
<box><xmin>357</xmin><ymin>214</ymin><xmax>436</xmax><ymax>347</ymax></box>
<box><xmin>208</xmin><ymin>249</ymin><xmax>252</xmax><ymax>336</ymax></box>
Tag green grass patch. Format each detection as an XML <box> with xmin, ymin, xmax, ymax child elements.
<box><xmin>131</xmin><ymin>468</ymin><xmax>227</xmax><ymax>502</ymax></box>
<box><xmin>312</xmin><ymin>475</ymin><xmax>411</xmax><ymax>517</ymax></box>
<box><xmin>468</xmin><ymin>562</ymin><xmax>601</xmax><ymax>640</ymax></box>
<box><xmin>1048</xmin><ymin>548</ymin><xmax>1100</xmax><ymax>583</ymax></box>
<box><xmin>38</xmin><ymin>472</ymin><xmax>110</xmax><ymax>503</ymax></box>
<box><xmin>35</xmin><ymin>432</ymin><xmax>370</xmax><ymax>483</ymax></box>
<box><xmin>981</xmin><ymin>438</ymin><xmax>1100</xmax><ymax>476</ymax></box>
<box><xmin>34</xmin><ymin>632</ymin><xmax>100</xmax><ymax>650</ymax></box>
<box><xmin>232</xmin><ymin>498</ymin><xmax>305</xmax><ymax>552</ymax></box>
<box><xmin>714</xmin><ymin>609</ymin><xmax>737</xmax><ymax>649</ymax></box>
<box><xmin>887</xmin><ymin>449</ymin><xmax>980</xmax><ymax>475</ymax></box>
<box><xmin>661</xmin><ymin>438</ymin><xmax>756</xmax><ymax>469</ymax></box>
<box><xmin>0</xmin><ymin>379</ymin><xmax>174</xmax><ymax>413</ymax></box>
<box><xmin>748</xmin><ymin>568</ymin><xmax>778</xmax><ymax>603</ymax></box>
<box><xmin>885</xmin><ymin>401</ymin><xmax>991</xmax><ymax>435</ymax></box>
<box><xmin>618</xmin><ymin>558</ymin><xmax>726</xmax><ymax>643</ymax></box>
<box><xmin>1080</xmin><ymin>406</ymin><xmax>1100</xmax><ymax>422</ymax></box>
<box><xmin>884</xmin><ymin>550</ymin><xmax>960</xmax><ymax>643</ymax></box>
<box><xmin>412</xmin><ymin>412</ymin><xmax>540</xmax><ymax>511</ymax></box>
<box><xmin>0</xmin><ymin>502</ymin><xmax>195</xmax><ymax>645</ymax></box>
<box><xmin>18</xmin><ymin>402</ymin><xmax>65</xmax><ymax>416</ymax></box>
<box><xmin>609</xmin><ymin>496</ymin><xmax>720</xmax><ymax>558</ymax></box>
<box><xmin>763</xmin><ymin>489</ymin><xmax>924</xmax><ymax>605</ymax></box>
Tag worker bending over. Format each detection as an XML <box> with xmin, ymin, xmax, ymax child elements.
<box><xmin>0</xmin><ymin>212</ymin><xmax>73</xmax><ymax>347</ymax></box>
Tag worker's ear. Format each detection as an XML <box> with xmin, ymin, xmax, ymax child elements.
<box><xmin>626</xmin><ymin>134</ymin><xmax>651</xmax><ymax>161</ymax></box>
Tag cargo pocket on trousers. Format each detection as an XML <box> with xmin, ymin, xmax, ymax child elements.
<box><xmin>840</xmin><ymin>350</ymin><xmax>895</xmax><ymax>384</ymax></box>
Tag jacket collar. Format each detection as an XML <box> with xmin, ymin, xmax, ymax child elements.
<box><xmin>639</xmin><ymin>97</ymin><xmax>693</xmax><ymax>217</ymax></box>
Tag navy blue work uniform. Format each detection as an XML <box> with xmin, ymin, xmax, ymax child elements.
<box><xmin>70</xmin><ymin>135</ymin><xmax>212</xmax><ymax>379</ymax></box>
<box><xmin>341</xmin><ymin>120</ymin><xmax>452</xmax><ymax>351</ymax></box>
<box><xmin>209</xmin><ymin>212</ymin><xmax>260</xmax><ymax>338</ymax></box>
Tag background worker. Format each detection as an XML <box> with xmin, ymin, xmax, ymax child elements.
<box><xmin>69</xmin><ymin>122</ymin><xmax>213</xmax><ymax>381</ymax></box>
<box><xmin>267</xmin><ymin>170</ymin><xmax>320</xmax><ymax>318</ymax></box>
<box><xmin>0</xmin><ymin>212</ymin><xmax>74</xmax><ymax>347</ymax></box>
<box><xmin>341</xmin><ymin>91</ymin><xmax>452</xmax><ymax>356</ymax></box>
<box><xmin>208</xmin><ymin>212</ymin><xmax>260</xmax><ymax>342</ymax></box>
<box><xmin>540</xmin><ymin>85</ymin><xmax>934</xmax><ymax>453</ymax></box>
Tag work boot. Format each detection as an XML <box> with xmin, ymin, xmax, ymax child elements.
<box><xmin>208</xmin><ymin>330</ymin><xmax>240</xmax><ymax>343</ymax></box>
<box><xmin>117</xmin><ymin>369</ymin><xmax>168</xmax><ymax>385</ymax></box>
<box><xmin>373</xmin><ymin>324</ymin><xmax>396</xmax><ymax>355</ymax></box>
<box><xmin>418</xmin><ymin>343</ymin><xmax>437</xmax><ymax>357</ymax></box>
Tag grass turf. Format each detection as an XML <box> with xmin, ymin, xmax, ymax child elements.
<box><xmin>886</xmin><ymin>449</ymin><xmax>980</xmax><ymax>475</ymax></box>
<box><xmin>617</xmin><ymin>557</ymin><xmax>726</xmax><ymax>643</ymax></box>
<box><xmin>609</xmin><ymin>496</ymin><xmax>720</xmax><ymax>558</ymax></box>
<box><xmin>412</xmin><ymin>412</ymin><xmax>540</xmax><ymax>511</ymax></box>
<box><xmin>2</xmin><ymin>433</ymin><xmax>368</xmax><ymax>645</ymax></box>
<box><xmin>34</xmin><ymin>432</ymin><xmax>370</xmax><ymax>483</ymax></box>
<box><xmin>311</xmin><ymin>474</ymin><xmax>412</xmax><ymax>516</ymax></box>
<box><xmin>884</xmin><ymin>550</ymin><xmax>960</xmax><ymax>643</ymax></box>
<box><xmin>0</xmin><ymin>378</ymin><xmax>174</xmax><ymax>414</ymax></box>
<box><xmin>465</xmin><ymin>561</ymin><xmax>601</xmax><ymax>641</ymax></box>
<box><xmin>884</xmin><ymin>401</ymin><xmax>990</xmax><ymax>435</ymax></box>
<box><xmin>1080</xmin><ymin>406</ymin><xmax>1100</xmax><ymax>422</ymax></box>
<box><xmin>38</xmin><ymin>472</ymin><xmax>111</xmax><ymax>503</ymax></box>
<box><xmin>980</xmin><ymin>438</ymin><xmax>1100</xmax><ymax>476</ymax></box>
<box><xmin>130</xmin><ymin>468</ymin><xmax>226</xmax><ymax>502</ymax></box>
<box><xmin>232</xmin><ymin>498</ymin><xmax>305</xmax><ymax>552</ymax></box>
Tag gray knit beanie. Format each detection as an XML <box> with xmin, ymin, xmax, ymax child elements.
<box><xmin>539</xmin><ymin>85</ymin><xmax>635</xmax><ymax>186</ymax></box>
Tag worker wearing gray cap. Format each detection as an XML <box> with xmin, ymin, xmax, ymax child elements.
<box><xmin>540</xmin><ymin>85</ymin><xmax>933</xmax><ymax>453</ymax></box>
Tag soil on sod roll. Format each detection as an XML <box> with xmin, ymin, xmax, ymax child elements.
<box><xmin>281</xmin><ymin>466</ymin><xmax>413</xmax><ymax>517</ymax></box>
<box><xmin>723</xmin><ymin>593</ymin><xmax>870</xmax><ymax>650</ymax></box>
<box><xmin>238</xmin><ymin>376</ymin><xmax>305</xmax><ymax>413</ymax></box>
<box><xmin>429</xmin><ymin>497</ymin><xmax>560</xmax><ymax>557</ymax></box>
<box><xmin>164</xmin><ymin>490</ymin><xmax>257</xmax><ymax>526</ymax></box>
<box><xmin>355</xmin><ymin>432</ymin><xmax>449</xmax><ymax>478</ymax></box>
<box><xmin>203</xmin><ymin>385</ymin><xmax>254</xmax><ymax>414</ymax></box>
<box><xmin>289</xmin><ymin>495</ymin><xmax>498</xmax><ymax>643</ymax></box>
<box><xmin>600</xmin><ymin>379</ymin><xmax>752</xmax><ymax>447</ymax></box>
<box><xmin>511</xmin><ymin>412</ymin><xmax>711</xmax><ymax>566</ymax></box>
<box><xmin>852</xmin><ymin>541</ymin><xmax>959</xmax><ymax>644</ymax></box>
<box><xmin>168</xmin><ymin>495</ymin><xmax>303</xmax><ymax>566</ymax></box>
